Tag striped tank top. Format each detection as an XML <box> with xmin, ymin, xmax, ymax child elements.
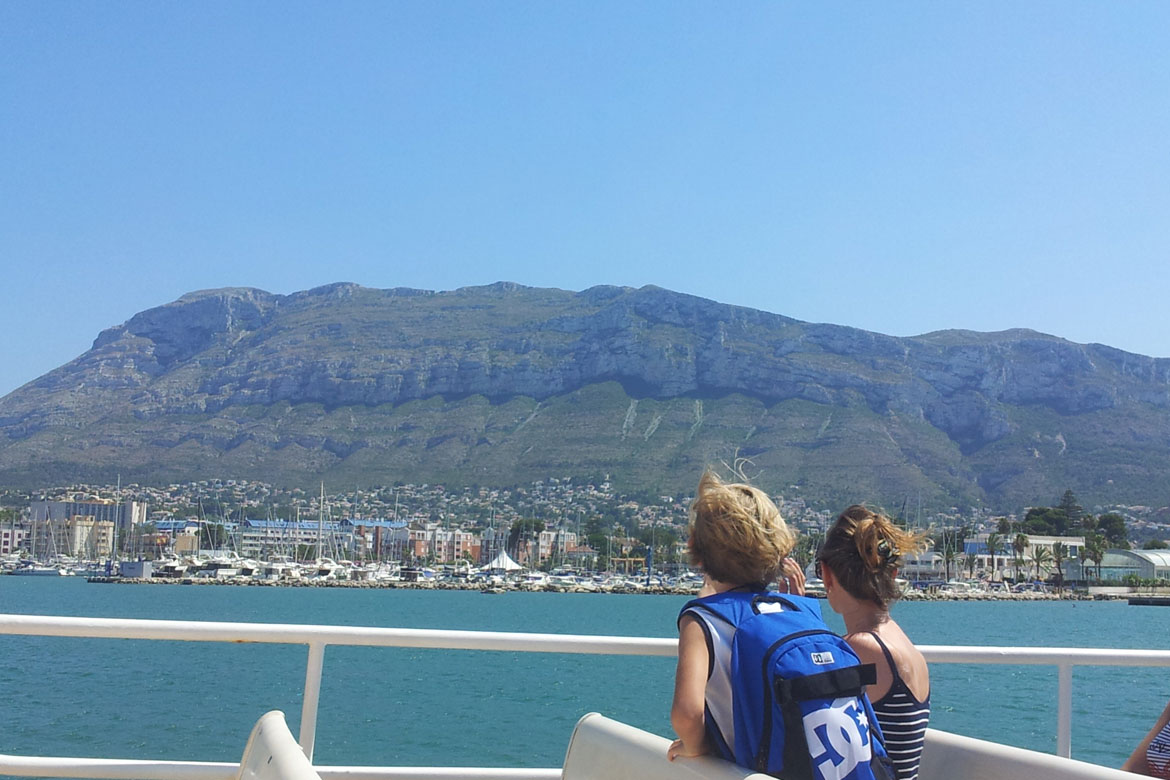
<box><xmin>868</xmin><ymin>632</ymin><xmax>930</xmax><ymax>780</ymax></box>
<box><xmin>1147</xmin><ymin>719</ymin><xmax>1170</xmax><ymax>778</ymax></box>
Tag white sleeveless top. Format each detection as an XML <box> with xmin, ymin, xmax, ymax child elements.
<box><xmin>681</xmin><ymin>604</ymin><xmax>738</xmax><ymax>755</ymax></box>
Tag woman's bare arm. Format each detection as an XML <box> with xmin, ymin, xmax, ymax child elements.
<box><xmin>1122</xmin><ymin>699</ymin><xmax>1170</xmax><ymax>774</ymax></box>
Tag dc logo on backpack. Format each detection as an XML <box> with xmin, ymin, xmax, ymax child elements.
<box><xmin>680</xmin><ymin>590</ymin><xmax>894</xmax><ymax>780</ymax></box>
<box><xmin>803</xmin><ymin>696</ymin><xmax>873</xmax><ymax>780</ymax></box>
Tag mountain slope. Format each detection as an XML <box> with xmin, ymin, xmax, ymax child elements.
<box><xmin>2</xmin><ymin>282</ymin><xmax>1168</xmax><ymax>511</ymax></box>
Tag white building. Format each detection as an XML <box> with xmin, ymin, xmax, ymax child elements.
<box><xmin>895</xmin><ymin>533</ymin><xmax>1086</xmax><ymax>582</ymax></box>
<box><xmin>24</xmin><ymin>499</ymin><xmax>147</xmax><ymax>557</ymax></box>
<box><xmin>1068</xmin><ymin>549</ymin><xmax>1170</xmax><ymax>582</ymax></box>
<box><xmin>65</xmin><ymin>516</ymin><xmax>115</xmax><ymax>558</ymax></box>
<box><xmin>1</xmin><ymin>525</ymin><xmax>26</xmax><ymax>555</ymax></box>
<box><xmin>236</xmin><ymin>520</ymin><xmax>351</xmax><ymax>559</ymax></box>
<box><xmin>965</xmin><ymin>533</ymin><xmax>1085</xmax><ymax>580</ymax></box>
<box><xmin>30</xmin><ymin>500</ymin><xmax>148</xmax><ymax>529</ymax></box>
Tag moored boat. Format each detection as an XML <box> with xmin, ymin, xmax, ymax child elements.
<box><xmin>9</xmin><ymin>562</ymin><xmax>71</xmax><ymax>576</ymax></box>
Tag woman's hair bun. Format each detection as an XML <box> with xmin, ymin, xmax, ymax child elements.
<box><xmin>822</xmin><ymin>504</ymin><xmax>926</xmax><ymax>609</ymax></box>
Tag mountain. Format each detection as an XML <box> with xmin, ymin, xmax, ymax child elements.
<box><xmin>2</xmin><ymin>282</ymin><xmax>1169</xmax><ymax>512</ymax></box>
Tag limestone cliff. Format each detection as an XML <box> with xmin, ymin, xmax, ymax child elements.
<box><xmin>2</xmin><ymin>283</ymin><xmax>1168</xmax><ymax>510</ymax></box>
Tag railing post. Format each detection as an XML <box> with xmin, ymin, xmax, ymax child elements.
<box><xmin>299</xmin><ymin>642</ymin><xmax>326</xmax><ymax>761</ymax></box>
<box><xmin>1057</xmin><ymin>662</ymin><xmax>1072</xmax><ymax>758</ymax></box>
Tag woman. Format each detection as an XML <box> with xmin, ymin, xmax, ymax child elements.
<box><xmin>817</xmin><ymin>505</ymin><xmax>930</xmax><ymax>780</ymax></box>
<box><xmin>1122</xmin><ymin>699</ymin><xmax>1170</xmax><ymax>776</ymax></box>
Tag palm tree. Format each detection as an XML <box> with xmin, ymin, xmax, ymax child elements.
<box><xmin>1013</xmin><ymin>533</ymin><xmax>1029</xmax><ymax>583</ymax></box>
<box><xmin>942</xmin><ymin>541</ymin><xmax>957</xmax><ymax>582</ymax></box>
<box><xmin>794</xmin><ymin>534</ymin><xmax>818</xmax><ymax>569</ymax></box>
<box><xmin>986</xmin><ymin>532</ymin><xmax>1003</xmax><ymax>579</ymax></box>
<box><xmin>959</xmin><ymin>553</ymin><xmax>977</xmax><ymax>579</ymax></box>
<box><xmin>1051</xmin><ymin>542</ymin><xmax>1066</xmax><ymax>594</ymax></box>
<box><xmin>1030</xmin><ymin>546</ymin><xmax>1052</xmax><ymax>583</ymax></box>
<box><xmin>1083</xmin><ymin>534</ymin><xmax>1106</xmax><ymax>583</ymax></box>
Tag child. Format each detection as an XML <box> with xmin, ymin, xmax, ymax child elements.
<box><xmin>668</xmin><ymin>469</ymin><xmax>804</xmax><ymax>763</ymax></box>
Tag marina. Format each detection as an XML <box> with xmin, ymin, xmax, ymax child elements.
<box><xmin>7</xmin><ymin>547</ymin><xmax>1145</xmax><ymax>600</ymax></box>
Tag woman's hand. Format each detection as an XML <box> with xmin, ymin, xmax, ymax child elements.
<box><xmin>781</xmin><ymin>558</ymin><xmax>806</xmax><ymax>596</ymax></box>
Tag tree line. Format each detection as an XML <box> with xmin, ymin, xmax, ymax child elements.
<box><xmin>940</xmin><ymin>490</ymin><xmax>1146</xmax><ymax>586</ymax></box>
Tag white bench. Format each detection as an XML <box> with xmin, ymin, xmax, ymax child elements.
<box><xmin>562</xmin><ymin>713</ymin><xmax>771</xmax><ymax>780</ymax></box>
<box><xmin>918</xmin><ymin>727</ymin><xmax>1136</xmax><ymax>780</ymax></box>
<box><xmin>561</xmin><ymin>713</ymin><xmax>1138</xmax><ymax>780</ymax></box>
<box><xmin>238</xmin><ymin>711</ymin><xmax>322</xmax><ymax>780</ymax></box>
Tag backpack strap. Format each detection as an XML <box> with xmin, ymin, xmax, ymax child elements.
<box><xmin>773</xmin><ymin>663</ymin><xmax>878</xmax><ymax>703</ymax></box>
<box><xmin>749</xmin><ymin>593</ymin><xmax>810</xmax><ymax>616</ymax></box>
<box><xmin>681</xmin><ymin>590</ymin><xmax>826</xmax><ymax>636</ymax></box>
<box><xmin>680</xmin><ymin>587</ymin><xmax>763</xmax><ymax>628</ymax></box>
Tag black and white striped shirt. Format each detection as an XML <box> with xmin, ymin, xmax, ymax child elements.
<box><xmin>868</xmin><ymin>632</ymin><xmax>931</xmax><ymax>780</ymax></box>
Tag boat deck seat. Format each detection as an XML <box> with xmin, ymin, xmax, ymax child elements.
<box><xmin>919</xmin><ymin>727</ymin><xmax>1136</xmax><ymax>780</ymax></box>
<box><xmin>562</xmin><ymin>713</ymin><xmax>1138</xmax><ymax>780</ymax></box>
<box><xmin>561</xmin><ymin>713</ymin><xmax>770</xmax><ymax>780</ymax></box>
<box><xmin>237</xmin><ymin>710</ymin><xmax>322</xmax><ymax>780</ymax></box>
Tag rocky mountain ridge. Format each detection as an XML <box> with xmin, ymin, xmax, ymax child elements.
<box><xmin>2</xmin><ymin>282</ymin><xmax>1168</xmax><ymax>511</ymax></box>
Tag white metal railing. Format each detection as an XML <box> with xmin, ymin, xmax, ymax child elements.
<box><xmin>918</xmin><ymin>643</ymin><xmax>1170</xmax><ymax>758</ymax></box>
<box><xmin>2</xmin><ymin>613</ymin><xmax>1170</xmax><ymax>778</ymax></box>
<box><xmin>0</xmin><ymin>614</ymin><xmax>674</xmax><ymax>780</ymax></box>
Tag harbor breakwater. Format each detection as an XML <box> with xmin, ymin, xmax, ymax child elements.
<box><xmin>85</xmin><ymin>575</ymin><xmax>1124</xmax><ymax>600</ymax></box>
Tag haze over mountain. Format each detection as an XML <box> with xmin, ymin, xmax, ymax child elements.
<box><xmin>2</xmin><ymin>282</ymin><xmax>1168</xmax><ymax>512</ymax></box>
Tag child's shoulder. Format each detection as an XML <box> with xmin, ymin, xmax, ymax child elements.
<box><xmin>679</xmin><ymin>587</ymin><xmax>753</xmax><ymax>622</ymax></box>
<box><xmin>682</xmin><ymin>585</ymin><xmax>757</xmax><ymax>607</ymax></box>
<box><xmin>680</xmin><ymin>588</ymin><xmax>823</xmax><ymax>622</ymax></box>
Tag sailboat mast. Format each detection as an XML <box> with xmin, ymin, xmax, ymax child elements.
<box><xmin>117</xmin><ymin>474</ymin><xmax>129</xmax><ymax>560</ymax></box>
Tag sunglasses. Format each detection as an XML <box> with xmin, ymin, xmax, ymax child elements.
<box><xmin>814</xmin><ymin>558</ymin><xmax>823</xmax><ymax>579</ymax></box>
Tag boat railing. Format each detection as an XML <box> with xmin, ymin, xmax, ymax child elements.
<box><xmin>2</xmin><ymin>613</ymin><xmax>1170</xmax><ymax>779</ymax></box>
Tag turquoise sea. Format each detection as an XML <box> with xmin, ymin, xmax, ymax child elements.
<box><xmin>2</xmin><ymin>577</ymin><xmax>1169</xmax><ymax>773</ymax></box>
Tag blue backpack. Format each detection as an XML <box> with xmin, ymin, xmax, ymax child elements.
<box><xmin>681</xmin><ymin>590</ymin><xmax>894</xmax><ymax>780</ymax></box>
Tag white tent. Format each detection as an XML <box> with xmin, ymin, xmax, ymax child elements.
<box><xmin>484</xmin><ymin>551</ymin><xmax>523</xmax><ymax>571</ymax></box>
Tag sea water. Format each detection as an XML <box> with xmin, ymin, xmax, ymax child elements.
<box><xmin>2</xmin><ymin>577</ymin><xmax>1168</xmax><ymax>772</ymax></box>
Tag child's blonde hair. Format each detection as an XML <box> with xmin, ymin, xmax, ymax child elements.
<box><xmin>688</xmin><ymin>470</ymin><xmax>795</xmax><ymax>587</ymax></box>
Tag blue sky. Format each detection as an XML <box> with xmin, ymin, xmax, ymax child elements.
<box><xmin>2</xmin><ymin>2</ymin><xmax>1169</xmax><ymax>398</ymax></box>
